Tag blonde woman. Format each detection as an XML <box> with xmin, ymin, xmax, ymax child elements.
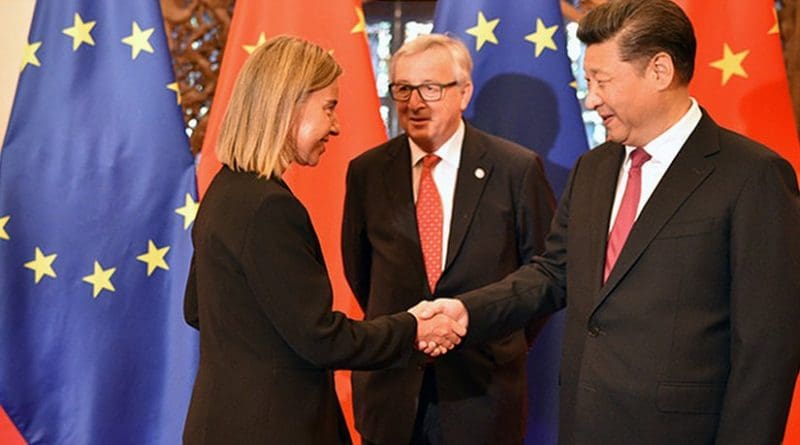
<box><xmin>182</xmin><ymin>35</ymin><xmax>465</xmax><ymax>444</ymax></box>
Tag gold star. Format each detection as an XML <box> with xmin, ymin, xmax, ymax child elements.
<box><xmin>351</xmin><ymin>7</ymin><xmax>366</xmax><ymax>34</ymax></box>
<box><xmin>62</xmin><ymin>12</ymin><xmax>96</xmax><ymax>51</ymax></box>
<box><xmin>710</xmin><ymin>43</ymin><xmax>749</xmax><ymax>86</ymax></box>
<box><xmin>82</xmin><ymin>261</ymin><xmax>116</xmax><ymax>298</ymax></box>
<box><xmin>20</xmin><ymin>41</ymin><xmax>42</xmax><ymax>72</ymax></box>
<box><xmin>175</xmin><ymin>193</ymin><xmax>199</xmax><ymax>230</ymax></box>
<box><xmin>769</xmin><ymin>9</ymin><xmax>780</xmax><ymax>35</ymax></box>
<box><xmin>136</xmin><ymin>240</ymin><xmax>170</xmax><ymax>276</ymax></box>
<box><xmin>524</xmin><ymin>18</ymin><xmax>558</xmax><ymax>57</ymax></box>
<box><xmin>121</xmin><ymin>21</ymin><xmax>155</xmax><ymax>60</ymax></box>
<box><xmin>569</xmin><ymin>80</ymin><xmax>577</xmax><ymax>90</ymax></box>
<box><xmin>0</xmin><ymin>215</ymin><xmax>9</xmax><ymax>240</ymax></box>
<box><xmin>465</xmin><ymin>11</ymin><xmax>500</xmax><ymax>51</ymax></box>
<box><xmin>24</xmin><ymin>247</ymin><xmax>57</xmax><ymax>284</ymax></box>
<box><xmin>243</xmin><ymin>32</ymin><xmax>267</xmax><ymax>55</ymax></box>
<box><xmin>167</xmin><ymin>82</ymin><xmax>181</xmax><ymax>105</ymax></box>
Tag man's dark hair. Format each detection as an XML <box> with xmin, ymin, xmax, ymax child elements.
<box><xmin>577</xmin><ymin>0</ymin><xmax>696</xmax><ymax>84</ymax></box>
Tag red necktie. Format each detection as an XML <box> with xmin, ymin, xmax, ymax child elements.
<box><xmin>604</xmin><ymin>147</ymin><xmax>651</xmax><ymax>283</ymax></box>
<box><xmin>417</xmin><ymin>154</ymin><xmax>443</xmax><ymax>293</ymax></box>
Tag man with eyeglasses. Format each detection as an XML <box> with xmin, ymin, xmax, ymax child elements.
<box><xmin>341</xmin><ymin>34</ymin><xmax>556</xmax><ymax>445</ymax></box>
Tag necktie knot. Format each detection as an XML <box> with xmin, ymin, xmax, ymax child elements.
<box><xmin>630</xmin><ymin>147</ymin><xmax>651</xmax><ymax>169</ymax></box>
<box><xmin>422</xmin><ymin>154</ymin><xmax>441</xmax><ymax>170</ymax></box>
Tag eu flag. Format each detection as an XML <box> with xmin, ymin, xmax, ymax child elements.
<box><xmin>434</xmin><ymin>1</ymin><xmax>589</xmax><ymax>443</ymax></box>
<box><xmin>0</xmin><ymin>1</ymin><xmax>198</xmax><ymax>443</ymax></box>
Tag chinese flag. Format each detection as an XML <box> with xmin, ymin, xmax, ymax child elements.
<box><xmin>0</xmin><ymin>409</ymin><xmax>23</xmax><ymax>445</ymax></box>
<box><xmin>675</xmin><ymin>0</ymin><xmax>800</xmax><ymax>171</ymax></box>
<box><xmin>196</xmin><ymin>0</ymin><xmax>386</xmax><ymax>442</ymax></box>
<box><xmin>674</xmin><ymin>1</ymin><xmax>800</xmax><ymax>444</ymax></box>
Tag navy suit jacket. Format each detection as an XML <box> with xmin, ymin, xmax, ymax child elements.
<box><xmin>342</xmin><ymin>124</ymin><xmax>555</xmax><ymax>444</ymax></box>
<box><xmin>461</xmin><ymin>112</ymin><xmax>800</xmax><ymax>444</ymax></box>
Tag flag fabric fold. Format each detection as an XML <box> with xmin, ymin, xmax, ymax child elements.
<box><xmin>433</xmin><ymin>1</ymin><xmax>588</xmax><ymax>444</ymax></box>
<box><xmin>196</xmin><ymin>0</ymin><xmax>386</xmax><ymax>440</ymax></box>
<box><xmin>0</xmin><ymin>1</ymin><xmax>198</xmax><ymax>443</ymax></box>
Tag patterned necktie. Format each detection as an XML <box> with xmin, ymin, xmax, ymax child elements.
<box><xmin>604</xmin><ymin>147</ymin><xmax>652</xmax><ymax>283</ymax></box>
<box><xmin>417</xmin><ymin>154</ymin><xmax>443</xmax><ymax>293</ymax></box>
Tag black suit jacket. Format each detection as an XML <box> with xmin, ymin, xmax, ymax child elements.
<box><xmin>342</xmin><ymin>124</ymin><xmax>555</xmax><ymax>444</ymax></box>
<box><xmin>183</xmin><ymin>167</ymin><xmax>417</xmax><ymax>445</ymax></box>
<box><xmin>461</xmin><ymin>112</ymin><xmax>800</xmax><ymax>444</ymax></box>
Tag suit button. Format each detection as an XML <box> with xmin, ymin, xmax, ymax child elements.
<box><xmin>588</xmin><ymin>326</ymin><xmax>601</xmax><ymax>337</ymax></box>
<box><xmin>416</xmin><ymin>363</ymin><xmax>425</xmax><ymax>371</ymax></box>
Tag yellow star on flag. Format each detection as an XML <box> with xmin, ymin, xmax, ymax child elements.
<box><xmin>769</xmin><ymin>9</ymin><xmax>780</xmax><ymax>35</ymax></box>
<box><xmin>351</xmin><ymin>7</ymin><xmax>366</xmax><ymax>34</ymax></box>
<box><xmin>524</xmin><ymin>18</ymin><xmax>558</xmax><ymax>57</ymax></box>
<box><xmin>244</xmin><ymin>33</ymin><xmax>267</xmax><ymax>54</ymax></box>
<box><xmin>0</xmin><ymin>215</ymin><xmax>9</xmax><ymax>240</ymax></box>
<box><xmin>82</xmin><ymin>261</ymin><xmax>116</xmax><ymax>298</ymax></box>
<box><xmin>137</xmin><ymin>240</ymin><xmax>170</xmax><ymax>276</ymax></box>
<box><xmin>175</xmin><ymin>193</ymin><xmax>199</xmax><ymax>230</ymax></box>
<box><xmin>24</xmin><ymin>247</ymin><xmax>58</xmax><ymax>284</ymax></box>
<box><xmin>62</xmin><ymin>12</ymin><xmax>96</xmax><ymax>51</ymax></box>
<box><xmin>167</xmin><ymin>82</ymin><xmax>181</xmax><ymax>105</ymax></box>
<box><xmin>121</xmin><ymin>21</ymin><xmax>155</xmax><ymax>60</ymax></box>
<box><xmin>709</xmin><ymin>43</ymin><xmax>749</xmax><ymax>86</ymax></box>
<box><xmin>465</xmin><ymin>11</ymin><xmax>500</xmax><ymax>51</ymax></box>
<box><xmin>20</xmin><ymin>41</ymin><xmax>42</xmax><ymax>72</ymax></box>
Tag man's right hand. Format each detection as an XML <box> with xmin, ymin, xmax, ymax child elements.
<box><xmin>408</xmin><ymin>298</ymin><xmax>469</xmax><ymax>355</ymax></box>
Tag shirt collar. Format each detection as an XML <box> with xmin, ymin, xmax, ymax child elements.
<box><xmin>410</xmin><ymin>120</ymin><xmax>465</xmax><ymax>168</ymax></box>
<box><xmin>624</xmin><ymin>97</ymin><xmax>702</xmax><ymax>165</ymax></box>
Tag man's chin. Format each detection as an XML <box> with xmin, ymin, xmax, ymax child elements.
<box><xmin>604</xmin><ymin>130</ymin><xmax>625</xmax><ymax>145</ymax></box>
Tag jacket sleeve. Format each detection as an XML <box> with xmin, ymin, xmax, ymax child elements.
<box><xmin>459</xmin><ymin>156</ymin><xmax>576</xmax><ymax>346</ymax></box>
<box><xmin>243</xmin><ymin>191</ymin><xmax>416</xmax><ymax>370</ymax></box>
<box><xmin>516</xmin><ymin>153</ymin><xmax>557</xmax><ymax>345</ymax></box>
<box><xmin>715</xmin><ymin>155</ymin><xmax>800</xmax><ymax>444</ymax></box>
<box><xmin>341</xmin><ymin>160</ymin><xmax>372</xmax><ymax>311</ymax></box>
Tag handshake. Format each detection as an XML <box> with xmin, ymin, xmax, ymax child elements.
<box><xmin>407</xmin><ymin>298</ymin><xmax>469</xmax><ymax>357</ymax></box>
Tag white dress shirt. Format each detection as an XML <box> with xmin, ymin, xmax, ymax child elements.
<box><xmin>410</xmin><ymin>120</ymin><xmax>464</xmax><ymax>272</ymax></box>
<box><xmin>608</xmin><ymin>98</ymin><xmax>702</xmax><ymax>232</ymax></box>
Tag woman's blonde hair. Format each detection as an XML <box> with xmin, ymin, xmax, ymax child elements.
<box><xmin>216</xmin><ymin>35</ymin><xmax>342</xmax><ymax>178</ymax></box>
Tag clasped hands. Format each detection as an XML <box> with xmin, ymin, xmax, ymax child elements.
<box><xmin>407</xmin><ymin>298</ymin><xmax>469</xmax><ymax>357</ymax></box>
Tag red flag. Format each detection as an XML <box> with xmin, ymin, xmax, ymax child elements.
<box><xmin>674</xmin><ymin>1</ymin><xmax>800</xmax><ymax>443</ymax></box>
<box><xmin>196</xmin><ymin>1</ymin><xmax>386</xmax><ymax>441</ymax></box>
<box><xmin>675</xmin><ymin>0</ymin><xmax>800</xmax><ymax>171</ymax></box>
<box><xmin>0</xmin><ymin>408</ymin><xmax>24</xmax><ymax>445</ymax></box>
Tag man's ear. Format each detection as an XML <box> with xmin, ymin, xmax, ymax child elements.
<box><xmin>460</xmin><ymin>81</ymin><xmax>474</xmax><ymax>111</ymax></box>
<box><xmin>649</xmin><ymin>51</ymin><xmax>676</xmax><ymax>90</ymax></box>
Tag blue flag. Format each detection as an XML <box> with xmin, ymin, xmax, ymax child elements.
<box><xmin>434</xmin><ymin>1</ymin><xmax>589</xmax><ymax>444</ymax></box>
<box><xmin>0</xmin><ymin>1</ymin><xmax>198</xmax><ymax>443</ymax></box>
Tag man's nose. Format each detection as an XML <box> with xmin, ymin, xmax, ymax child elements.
<box><xmin>585</xmin><ymin>88</ymin><xmax>601</xmax><ymax>110</ymax></box>
<box><xmin>407</xmin><ymin>88</ymin><xmax>428</xmax><ymax>108</ymax></box>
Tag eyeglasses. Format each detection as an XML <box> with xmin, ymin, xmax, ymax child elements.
<box><xmin>388</xmin><ymin>81</ymin><xmax>458</xmax><ymax>102</ymax></box>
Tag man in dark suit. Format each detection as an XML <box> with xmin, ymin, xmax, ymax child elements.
<box><xmin>416</xmin><ymin>1</ymin><xmax>800</xmax><ymax>444</ymax></box>
<box><xmin>342</xmin><ymin>34</ymin><xmax>555</xmax><ymax>445</ymax></box>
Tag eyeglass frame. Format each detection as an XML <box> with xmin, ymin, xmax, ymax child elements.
<box><xmin>388</xmin><ymin>81</ymin><xmax>459</xmax><ymax>102</ymax></box>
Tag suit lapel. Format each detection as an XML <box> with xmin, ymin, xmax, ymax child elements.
<box><xmin>382</xmin><ymin>137</ymin><xmax>423</xmax><ymax>259</ymax></box>
<box><xmin>589</xmin><ymin>145</ymin><xmax>626</xmax><ymax>298</ymax></box>
<box><xmin>443</xmin><ymin>125</ymin><xmax>491</xmax><ymax>273</ymax></box>
<box><xmin>596</xmin><ymin>113</ymin><xmax>719</xmax><ymax>307</ymax></box>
